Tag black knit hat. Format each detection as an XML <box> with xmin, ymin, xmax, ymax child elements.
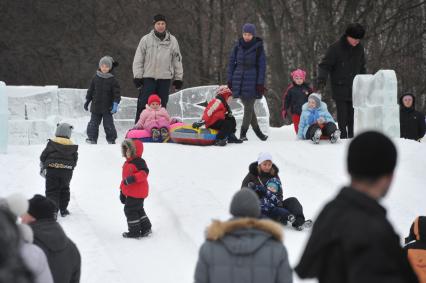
<box><xmin>347</xmin><ymin>131</ymin><xmax>397</xmax><ymax>178</ymax></box>
<box><xmin>345</xmin><ymin>23</ymin><xmax>365</xmax><ymax>39</ymax></box>
<box><xmin>153</xmin><ymin>14</ymin><xmax>166</xmax><ymax>24</ymax></box>
<box><xmin>28</xmin><ymin>194</ymin><xmax>57</xmax><ymax>220</ymax></box>
<box><xmin>405</xmin><ymin>216</ymin><xmax>426</xmax><ymax>244</ymax></box>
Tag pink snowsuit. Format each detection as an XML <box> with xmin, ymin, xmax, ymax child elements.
<box><xmin>134</xmin><ymin>105</ymin><xmax>171</xmax><ymax>131</ymax></box>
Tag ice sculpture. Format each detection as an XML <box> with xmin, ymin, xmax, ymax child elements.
<box><xmin>0</xmin><ymin>81</ymin><xmax>7</xmax><ymax>153</ymax></box>
<box><xmin>353</xmin><ymin>70</ymin><xmax>400</xmax><ymax>137</ymax></box>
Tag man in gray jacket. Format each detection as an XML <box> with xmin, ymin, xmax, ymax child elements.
<box><xmin>132</xmin><ymin>14</ymin><xmax>184</xmax><ymax>123</ymax></box>
<box><xmin>194</xmin><ymin>189</ymin><xmax>293</xmax><ymax>283</ymax></box>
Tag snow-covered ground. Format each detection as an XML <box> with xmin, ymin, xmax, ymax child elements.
<box><xmin>1</xmin><ymin>126</ymin><xmax>425</xmax><ymax>283</ymax></box>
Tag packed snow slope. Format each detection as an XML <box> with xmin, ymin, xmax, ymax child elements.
<box><xmin>1</xmin><ymin>127</ymin><xmax>425</xmax><ymax>283</ymax></box>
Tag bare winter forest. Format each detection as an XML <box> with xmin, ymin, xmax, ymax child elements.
<box><xmin>1</xmin><ymin>0</ymin><xmax>425</xmax><ymax>126</ymax></box>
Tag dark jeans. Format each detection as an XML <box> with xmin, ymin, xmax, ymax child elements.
<box><xmin>241</xmin><ymin>98</ymin><xmax>259</xmax><ymax>130</ymax></box>
<box><xmin>209</xmin><ymin>115</ymin><xmax>237</xmax><ymax>140</ymax></box>
<box><xmin>87</xmin><ymin>112</ymin><xmax>117</xmax><ymax>142</ymax></box>
<box><xmin>135</xmin><ymin>78</ymin><xmax>171</xmax><ymax>123</ymax></box>
<box><xmin>305</xmin><ymin>122</ymin><xmax>337</xmax><ymax>139</ymax></box>
<box><xmin>124</xmin><ymin>196</ymin><xmax>151</xmax><ymax>234</ymax></box>
<box><xmin>335</xmin><ymin>100</ymin><xmax>354</xmax><ymax>139</ymax></box>
<box><xmin>45</xmin><ymin>168</ymin><xmax>73</xmax><ymax>211</ymax></box>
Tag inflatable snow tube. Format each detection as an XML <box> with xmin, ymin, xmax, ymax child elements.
<box><xmin>125</xmin><ymin>122</ymin><xmax>184</xmax><ymax>143</ymax></box>
<box><xmin>169</xmin><ymin>124</ymin><xmax>218</xmax><ymax>146</ymax></box>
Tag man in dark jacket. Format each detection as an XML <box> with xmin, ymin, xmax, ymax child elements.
<box><xmin>194</xmin><ymin>189</ymin><xmax>293</xmax><ymax>283</ymax></box>
<box><xmin>21</xmin><ymin>195</ymin><xmax>81</xmax><ymax>283</ymax></box>
<box><xmin>317</xmin><ymin>23</ymin><xmax>367</xmax><ymax>139</ymax></box>
<box><xmin>296</xmin><ymin>131</ymin><xmax>418</xmax><ymax>283</ymax></box>
<box><xmin>399</xmin><ymin>93</ymin><xmax>426</xmax><ymax>141</ymax></box>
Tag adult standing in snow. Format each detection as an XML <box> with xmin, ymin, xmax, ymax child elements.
<box><xmin>194</xmin><ymin>189</ymin><xmax>293</xmax><ymax>283</ymax></box>
<box><xmin>296</xmin><ymin>131</ymin><xmax>419</xmax><ymax>283</ymax></box>
<box><xmin>21</xmin><ymin>195</ymin><xmax>81</xmax><ymax>283</ymax></box>
<box><xmin>227</xmin><ymin>23</ymin><xmax>268</xmax><ymax>141</ymax></box>
<box><xmin>132</xmin><ymin>14</ymin><xmax>183</xmax><ymax>123</ymax></box>
<box><xmin>316</xmin><ymin>23</ymin><xmax>366</xmax><ymax>139</ymax></box>
<box><xmin>399</xmin><ymin>93</ymin><xmax>426</xmax><ymax>141</ymax></box>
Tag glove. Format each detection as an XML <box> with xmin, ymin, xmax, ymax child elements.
<box><xmin>227</xmin><ymin>81</ymin><xmax>232</xmax><ymax>90</ymax></box>
<box><xmin>133</xmin><ymin>78</ymin><xmax>143</xmax><ymax>89</ymax></box>
<box><xmin>192</xmin><ymin>120</ymin><xmax>205</xmax><ymax>129</ymax></box>
<box><xmin>111</xmin><ymin>102</ymin><xmax>119</xmax><ymax>114</ymax></box>
<box><xmin>281</xmin><ymin>109</ymin><xmax>287</xmax><ymax>119</ymax></box>
<box><xmin>120</xmin><ymin>191</ymin><xmax>126</xmax><ymax>204</ymax></box>
<box><xmin>123</xmin><ymin>175</ymin><xmax>136</xmax><ymax>185</ymax></box>
<box><xmin>256</xmin><ymin>84</ymin><xmax>266</xmax><ymax>95</ymax></box>
<box><xmin>84</xmin><ymin>100</ymin><xmax>90</xmax><ymax>111</ymax></box>
<box><xmin>172</xmin><ymin>80</ymin><xmax>183</xmax><ymax>91</ymax></box>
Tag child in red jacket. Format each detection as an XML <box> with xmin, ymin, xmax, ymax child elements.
<box><xmin>120</xmin><ymin>139</ymin><xmax>152</xmax><ymax>238</ymax></box>
<box><xmin>197</xmin><ymin>85</ymin><xmax>243</xmax><ymax>146</ymax></box>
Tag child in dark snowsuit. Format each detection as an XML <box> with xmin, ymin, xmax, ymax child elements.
<box><xmin>281</xmin><ymin>69</ymin><xmax>313</xmax><ymax>134</ymax></box>
<box><xmin>120</xmin><ymin>139</ymin><xmax>152</xmax><ymax>238</ymax></box>
<box><xmin>40</xmin><ymin>123</ymin><xmax>78</xmax><ymax>217</ymax></box>
<box><xmin>241</xmin><ymin>152</ymin><xmax>312</xmax><ymax>230</ymax></box>
<box><xmin>194</xmin><ymin>85</ymin><xmax>242</xmax><ymax>146</ymax></box>
<box><xmin>84</xmin><ymin>55</ymin><xmax>121</xmax><ymax>144</ymax></box>
<box><xmin>404</xmin><ymin>216</ymin><xmax>426</xmax><ymax>283</ymax></box>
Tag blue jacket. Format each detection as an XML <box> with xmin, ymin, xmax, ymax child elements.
<box><xmin>298</xmin><ymin>102</ymin><xmax>335</xmax><ymax>139</ymax></box>
<box><xmin>227</xmin><ymin>37</ymin><xmax>266</xmax><ymax>99</ymax></box>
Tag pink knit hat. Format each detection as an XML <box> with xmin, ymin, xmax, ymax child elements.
<box><xmin>291</xmin><ymin>69</ymin><xmax>306</xmax><ymax>80</ymax></box>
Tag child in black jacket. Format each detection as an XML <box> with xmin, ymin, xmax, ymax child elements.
<box><xmin>40</xmin><ymin>123</ymin><xmax>78</xmax><ymax>217</ymax></box>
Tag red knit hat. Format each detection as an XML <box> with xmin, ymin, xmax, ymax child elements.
<box><xmin>148</xmin><ymin>94</ymin><xmax>161</xmax><ymax>105</ymax></box>
<box><xmin>217</xmin><ymin>85</ymin><xmax>232</xmax><ymax>100</ymax></box>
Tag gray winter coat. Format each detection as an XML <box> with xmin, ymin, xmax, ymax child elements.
<box><xmin>20</xmin><ymin>242</ymin><xmax>54</xmax><ymax>283</ymax></box>
<box><xmin>194</xmin><ymin>218</ymin><xmax>293</xmax><ymax>283</ymax></box>
<box><xmin>133</xmin><ymin>30</ymin><xmax>183</xmax><ymax>81</ymax></box>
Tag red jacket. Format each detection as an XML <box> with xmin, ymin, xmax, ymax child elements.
<box><xmin>120</xmin><ymin>140</ymin><xmax>149</xmax><ymax>198</ymax></box>
<box><xmin>202</xmin><ymin>92</ymin><xmax>232</xmax><ymax>127</ymax></box>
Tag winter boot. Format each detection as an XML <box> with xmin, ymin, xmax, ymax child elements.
<box><xmin>151</xmin><ymin>128</ymin><xmax>161</xmax><ymax>142</ymax></box>
<box><xmin>228</xmin><ymin>133</ymin><xmax>243</xmax><ymax>144</ymax></box>
<box><xmin>107</xmin><ymin>140</ymin><xmax>116</xmax><ymax>144</ymax></box>
<box><xmin>330</xmin><ymin>129</ymin><xmax>341</xmax><ymax>144</ymax></box>
<box><xmin>294</xmin><ymin>219</ymin><xmax>313</xmax><ymax>231</ymax></box>
<box><xmin>311</xmin><ymin>129</ymin><xmax>322</xmax><ymax>144</ymax></box>
<box><xmin>122</xmin><ymin>231</ymin><xmax>142</xmax><ymax>239</ymax></box>
<box><xmin>60</xmin><ymin>209</ymin><xmax>70</xmax><ymax>217</ymax></box>
<box><xmin>160</xmin><ymin>127</ymin><xmax>170</xmax><ymax>142</ymax></box>
<box><xmin>240</xmin><ymin>128</ymin><xmax>248</xmax><ymax>141</ymax></box>
<box><xmin>85</xmin><ymin>138</ymin><xmax>97</xmax><ymax>144</ymax></box>
<box><xmin>253</xmin><ymin>127</ymin><xmax>268</xmax><ymax>141</ymax></box>
<box><xmin>214</xmin><ymin>138</ymin><xmax>228</xmax><ymax>146</ymax></box>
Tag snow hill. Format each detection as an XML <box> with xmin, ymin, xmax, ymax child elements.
<box><xmin>1</xmin><ymin>127</ymin><xmax>425</xmax><ymax>283</ymax></box>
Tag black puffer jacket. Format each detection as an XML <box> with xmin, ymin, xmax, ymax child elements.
<box><xmin>31</xmin><ymin>219</ymin><xmax>81</xmax><ymax>283</ymax></box>
<box><xmin>241</xmin><ymin>162</ymin><xmax>282</xmax><ymax>198</ymax></box>
<box><xmin>399</xmin><ymin>94</ymin><xmax>426</xmax><ymax>141</ymax></box>
<box><xmin>86</xmin><ymin>73</ymin><xmax>120</xmax><ymax>114</ymax></box>
<box><xmin>40</xmin><ymin>138</ymin><xmax>78</xmax><ymax>170</ymax></box>
<box><xmin>284</xmin><ymin>82</ymin><xmax>312</xmax><ymax>115</ymax></box>
<box><xmin>317</xmin><ymin>36</ymin><xmax>366</xmax><ymax>101</ymax></box>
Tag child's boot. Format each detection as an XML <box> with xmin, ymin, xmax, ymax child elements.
<box><xmin>253</xmin><ymin>127</ymin><xmax>268</xmax><ymax>141</ymax></box>
<box><xmin>311</xmin><ymin>129</ymin><xmax>322</xmax><ymax>144</ymax></box>
<box><xmin>151</xmin><ymin>128</ymin><xmax>161</xmax><ymax>142</ymax></box>
<box><xmin>330</xmin><ymin>129</ymin><xmax>341</xmax><ymax>144</ymax></box>
<box><xmin>214</xmin><ymin>138</ymin><xmax>228</xmax><ymax>146</ymax></box>
<box><xmin>159</xmin><ymin>127</ymin><xmax>170</xmax><ymax>142</ymax></box>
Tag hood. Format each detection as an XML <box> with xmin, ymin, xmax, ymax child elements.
<box><xmin>405</xmin><ymin>216</ymin><xmax>426</xmax><ymax>244</ymax></box>
<box><xmin>122</xmin><ymin>139</ymin><xmax>144</xmax><ymax>160</ymax></box>
<box><xmin>248</xmin><ymin>161</ymin><xmax>279</xmax><ymax>177</ymax></box>
<box><xmin>49</xmin><ymin>139</ymin><xmax>78</xmax><ymax>155</ymax></box>
<box><xmin>30</xmin><ymin>220</ymin><xmax>69</xmax><ymax>252</ymax></box>
<box><xmin>399</xmin><ymin>93</ymin><xmax>416</xmax><ymax>111</ymax></box>
<box><xmin>206</xmin><ymin>218</ymin><xmax>283</xmax><ymax>255</ymax></box>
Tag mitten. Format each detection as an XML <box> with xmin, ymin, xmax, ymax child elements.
<box><xmin>120</xmin><ymin>191</ymin><xmax>126</xmax><ymax>204</ymax></box>
<box><xmin>192</xmin><ymin>120</ymin><xmax>205</xmax><ymax>129</ymax></box>
<box><xmin>256</xmin><ymin>84</ymin><xmax>266</xmax><ymax>95</ymax></box>
<box><xmin>123</xmin><ymin>175</ymin><xmax>136</xmax><ymax>185</ymax></box>
<box><xmin>172</xmin><ymin>80</ymin><xmax>183</xmax><ymax>90</ymax></box>
<box><xmin>111</xmin><ymin>102</ymin><xmax>119</xmax><ymax>114</ymax></box>
<box><xmin>133</xmin><ymin>78</ymin><xmax>144</xmax><ymax>89</ymax></box>
<box><xmin>84</xmin><ymin>100</ymin><xmax>90</xmax><ymax>111</ymax></box>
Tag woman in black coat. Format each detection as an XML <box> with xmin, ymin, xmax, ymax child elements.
<box><xmin>399</xmin><ymin>93</ymin><xmax>425</xmax><ymax>141</ymax></box>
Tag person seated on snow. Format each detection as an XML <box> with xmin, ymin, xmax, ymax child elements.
<box><xmin>404</xmin><ymin>216</ymin><xmax>426</xmax><ymax>283</ymax></box>
<box><xmin>241</xmin><ymin>152</ymin><xmax>312</xmax><ymax>231</ymax></box>
<box><xmin>298</xmin><ymin>93</ymin><xmax>340</xmax><ymax>144</ymax></box>
<box><xmin>133</xmin><ymin>94</ymin><xmax>172</xmax><ymax>142</ymax></box>
<box><xmin>40</xmin><ymin>122</ymin><xmax>78</xmax><ymax>217</ymax></box>
<box><xmin>192</xmin><ymin>85</ymin><xmax>243</xmax><ymax>146</ymax></box>
<box><xmin>399</xmin><ymin>93</ymin><xmax>426</xmax><ymax>142</ymax></box>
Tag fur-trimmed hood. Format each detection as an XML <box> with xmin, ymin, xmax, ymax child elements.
<box><xmin>205</xmin><ymin>218</ymin><xmax>283</xmax><ymax>255</ymax></box>
<box><xmin>121</xmin><ymin>139</ymin><xmax>143</xmax><ymax>160</ymax></box>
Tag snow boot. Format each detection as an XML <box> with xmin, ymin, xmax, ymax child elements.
<box><xmin>122</xmin><ymin>231</ymin><xmax>142</xmax><ymax>239</ymax></box>
<box><xmin>228</xmin><ymin>133</ymin><xmax>243</xmax><ymax>144</ymax></box>
<box><xmin>294</xmin><ymin>219</ymin><xmax>313</xmax><ymax>231</ymax></box>
<box><xmin>330</xmin><ymin>129</ymin><xmax>341</xmax><ymax>144</ymax></box>
<box><xmin>214</xmin><ymin>138</ymin><xmax>227</xmax><ymax>146</ymax></box>
<box><xmin>311</xmin><ymin>129</ymin><xmax>322</xmax><ymax>144</ymax></box>
<box><xmin>60</xmin><ymin>209</ymin><xmax>70</xmax><ymax>217</ymax></box>
<box><xmin>160</xmin><ymin>127</ymin><xmax>170</xmax><ymax>142</ymax></box>
<box><xmin>107</xmin><ymin>140</ymin><xmax>116</xmax><ymax>144</ymax></box>
<box><xmin>253</xmin><ymin>127</ymin><xmax>268</xmax><ymax>141</ymax></box>
<box><xmin>151</xmin><ymin>128</ymin><xmax>161</xmax><ymax>142</ymax></box>
<box><xmin>85</xmin><ymin>138</ymin><xmax>97</xmax><ymax>144</ymax></box>
<box><xmin>240</xmin><ymin>127</ymin><xmax>248</xmax><ymax>141</ymax></box>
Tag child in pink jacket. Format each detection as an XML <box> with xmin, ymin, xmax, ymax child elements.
<box><xmin>134</xmin><ymin>94</ymin><xmax>172</xmax><ymax>141</ymax></box>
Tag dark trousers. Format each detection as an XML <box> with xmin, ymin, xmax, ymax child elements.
<box><xmin>209</xmin><ymin>115</ymin><xmax>237</xmax><ymax>140</ymax></box>
<box><xmin>241</xmin><ymin>98</ymin><xmax>259</xmax><ymax>130</ymax></box>
<box><xmin>87</xmin><ymin>112</ymin><xmax>117</xmax><ymax>142</ymax></box>
<box><xmin>124</xmin><ymin>196</ymin><xmax>151</xmax><ymax>234</ymax></box>
<box><xmin>135</xmin><ymin>78</ymin><xmax>171</xmax><ymax>123</ymax></box>
<box><xmin>282</xmin><ymin>197</ymin><xmax>305</xmax><ymax>227</ymax></box>
<box><xmin>45</xmin><ymin>168</ymin><xmax>73</xmax><ymax>211</ymax></box>
<box><xmin>335</xmin><ymin>100</ymin><xmax>354</xmax><ymax>139</ymax></box>
<box><xmin>305</xmin><ymin>122</ymin><xmax>337</xmax><ymax>139</ymax></box>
